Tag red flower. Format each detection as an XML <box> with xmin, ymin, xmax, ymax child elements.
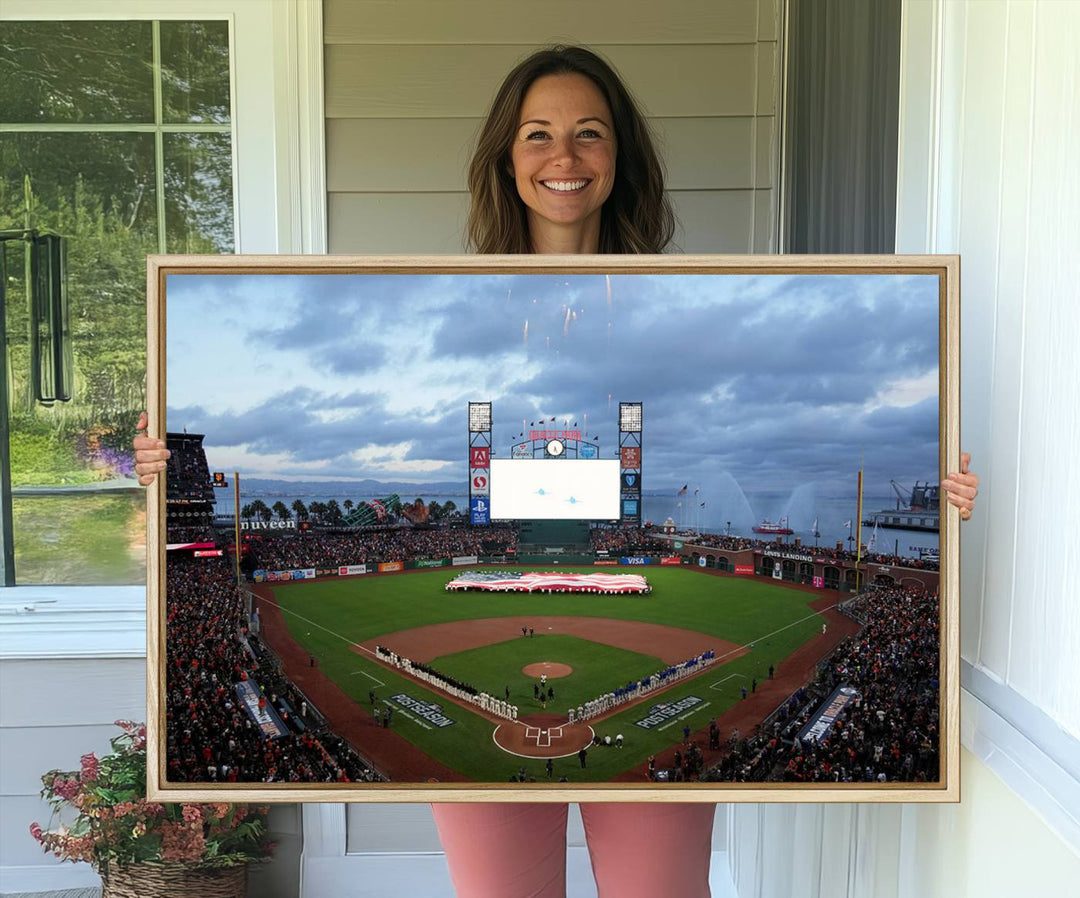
<box><xmin>52</xmin><ymin>777</ymin><xmax>80</xmax><ymax>801</ymax></box>
<box><xmin>80</xmin><ymin>753</ymin><xmax>100</xmax><ymax>782</ymax></box>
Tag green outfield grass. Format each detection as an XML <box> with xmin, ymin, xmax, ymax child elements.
<box><xmin>270</xmin><ymin>566</ymin><xmax>826</xmax><ymax>782</ymax></box>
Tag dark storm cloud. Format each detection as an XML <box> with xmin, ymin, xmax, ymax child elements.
<box><xmin>169</xmin><ymin>271</ymin><xmax>940</xmax><ymax>490</ymax></box>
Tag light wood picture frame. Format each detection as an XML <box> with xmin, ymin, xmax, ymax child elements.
<box><xmin>146</xmin><ymin>254</ymin><xmax>960</xmax><ymax>803</ymax></box>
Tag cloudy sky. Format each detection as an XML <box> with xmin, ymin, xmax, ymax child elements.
<box><xmin>166</xmin><ymin>271</ymin><xmax>940</xmax><ymax>500</ymax></box>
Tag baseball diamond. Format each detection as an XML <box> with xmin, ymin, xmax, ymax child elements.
<box><xmin>251</xmin><ymin>564</ymin><xmax>862</xmax><ymax>782</ymax></box>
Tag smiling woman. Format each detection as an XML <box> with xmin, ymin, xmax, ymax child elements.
<box><xmin>466</xmin><ymin>45</ymin><xmax>674</xmax><ymax>255</ymax></box>
<box><xmin>509</xmin><ymin>73</ymin><xmax>617</xmax><ymax>253</ymax></box>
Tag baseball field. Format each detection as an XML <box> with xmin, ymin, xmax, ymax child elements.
<box><xmin>256</xmin><ymin>565</ymin><xmax>834</xmax><ymax>783</ymax></box>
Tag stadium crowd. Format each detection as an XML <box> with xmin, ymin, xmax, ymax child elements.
<box><xmin>165</xmin><ymin>436</ymin><xmax>215</xmax><ymax>503</ymax></box>
<box><xmin>589</xmin><ymin>527</ymin><xmax>672</xmax><ymax>555</ymax></box>
<box><xmin>165</xmin><ymin>554</ymin><xmax>384</xmax><ymax>783</ymax></box>
<box><xmin>246</xmin><ymin>526</ymin><xmax>518</xmax><ymax>571</ymax></box>
<box><xmin>700</xmin><ymin>587</ymin><xmax>940</xmax><ymax>784</ymax></box>
<box><xmin>673</xmin><ymin>531</ymin><xmax>939</xmax><ymax>572</ymax></box>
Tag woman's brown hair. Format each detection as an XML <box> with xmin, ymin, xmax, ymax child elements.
<box><xmin>466</xmin><ymin>46</ymin><xmax>675</xmax><ymax>254</ymax></box>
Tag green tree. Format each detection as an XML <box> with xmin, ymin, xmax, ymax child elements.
<box><xmin>272</xmin><ymin>501</ymin><xmax>291</xmax><ymax>521</ymax></box>
<box><xmin>249</xmin><ymin>499</ymin><xmax>271</xmax><ymax>524</ymax></box>
<box><xmin>239</xmin><ymin>503</ymin><xmax>253</xmax><ymax>522</ymax></box>
<box><xmin>291</xmin><ymin>499</ymin><xmax>308</xmax><ymax>522</ymax></box>
<box><xmin>325</xmin><ymin>499</ymin><xmax>342</xmax><ymax>525</ymax></box>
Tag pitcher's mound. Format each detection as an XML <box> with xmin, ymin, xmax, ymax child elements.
<box><xmin>523</xmin><ymin>661</ymin><xmax>573</xmax><ymax>678</ymax></box>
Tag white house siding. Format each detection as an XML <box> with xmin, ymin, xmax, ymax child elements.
<box><xmin>323</xmin><ymin>0</ymin><xmax>781</xmax><ymax>254</ymax></box>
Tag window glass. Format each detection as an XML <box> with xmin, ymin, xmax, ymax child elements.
<box><xmin>1</xmin><ymin>20</ymin><xmax>234</xmax><ymax>585</ymax></box>
<box><xmin>164</xmin><ymin>133</ymin><xmax>234</xmax><ymax>253</ymax></box>
<box><xmin>160</xmin><ymin>21</ymin><xmax>231</xmax><ymax>124</ymax></box>
<box><xmin>0</xmin><ymin>22</ymin><xmax>155</xmax><ymax>124</ymax></box>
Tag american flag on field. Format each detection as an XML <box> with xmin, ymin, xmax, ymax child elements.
<box><xmin>446</xmin><ymin>571</ymin><xmax>650</xmax><ymax>594</ymax></box>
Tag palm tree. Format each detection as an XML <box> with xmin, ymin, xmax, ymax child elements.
<box><xmin>308</xmin><ymin>500</ymin><xmax>327</xmax><ymax>524</ymax></box>
<box><xmin>272</xmin><ymin>501</ymin><xmax>291</xmax><ymax>521</ymax></box>
<box><xmin>240</xmin><ymin>503</ymin><xmax>254</xmax><ymax>522</ymax></box>
<box><xmin>343</xmin><ymin>499</ymin><xmax>354</xmax><ymax>516</ymax></box>
<box><xmin>292</xmin><ymin>498</ymin><xmax>308</xmax><ymax>521</ymax></box>
<box><xmin>326</xmin><ymin>499</ymin><xmax>342</xmax><ymax>525</ymax></box>
<box><xmin>250</xmin><ymin>499</ymin><xmax>272</xmax><ymax>523</ymax></box>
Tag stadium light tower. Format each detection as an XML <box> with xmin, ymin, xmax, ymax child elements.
<box><xmin>469</xmin><ymin>402</ymin><xmax>492</xmax><ymax>433</ymax></box>
<box><xmin>619</xmin><ymin>402</ymin><xmax>642</xmax><ymax>433</ymax></box>
<box><xmin>468</xmin><ymin>402</ymin><xmax>492</xmax><ymax>525</ymax></box>
<box><xmin>618</xmin><ymin>402</ymin><xmax>642</xmax><ymax>527</ymax></box>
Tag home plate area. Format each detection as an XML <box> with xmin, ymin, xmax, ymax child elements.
<box><xmin>493</xmin><ymin>714</ymin><xmax>595</xmax><ymax>758</ymax></box>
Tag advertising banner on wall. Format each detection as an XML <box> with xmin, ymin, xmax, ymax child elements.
<box><xmin>512</xmin><ymin>442</ymin><xmax>532</xmax><ymax>458</ymax></box>
<box><xmin>338</xmin><ymin>564</ymin><xmax>368</xmax><ymax>576</ymax></box>
<box><xmin>411</xmin><ymin>558</ymin><xmax>450</xmax><ymax>569</ymax></box>
<box><xmin>620</xmin><ymin>447</ymin><xmax>641</xmax><ymax>468</ymax></box>
<box><xmin>813</xmin><ymin>576</ymin><xmax>824</xmax><ymax>588</ymax></box>
<box><xmin>378</xmin><ymin>561</ymin><xmax>404</xmax><ymax>573</ymax></box>
<box><xmin>620</xmin><ymin>556</ymin><xmax>650</xmax><ymax>565</ymax></box>
<box><xmin>621</xmin><ymin>499</ymin><xmax>638</xmax><ymax>516</ymax></box>
<box><xmin>471</xmin><ymin>472</ymin><xmax>490</xmax><ymax>494</ymax></box>
<box><xmin>660</xmin><ymin>556</ymin><xmax>682</xmax><ymax>566</ymax></box>
<box><xmin>735</xmin><ymin>565</ymin><xmax>754</xmax><ymax>575</ymax></box>
<box><xmin>772</xmin><ymin>563</ymin><xmax>782</xmax><ymax>579</ymax></box>
<box><xmin>580</xmin><ymin>444</ymin><xmax>597</xmax><ymax>459</ymax></box>
<box><xmin>470</xmin><ymin>446</ymin><xmax>490</xmax><ymax>468</ymax></box>
<box><xmin>470</xmin><ymin>496</ymin><xmax>490</xmax><ymax>525</ymax></box>
<box><xmin>452</xmin><ymin>555</ymin><xmax>479</xmax><ymax>566</ymax></box>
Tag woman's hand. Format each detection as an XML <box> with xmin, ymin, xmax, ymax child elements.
<box><xmin>133</xmin><ymin>411</ymin><xmax>170</xmax><ymax>486</ymax></box>
<box><xmin>941</xmin><ymin>451</ymin><xmax>979</xmax><ymax>521</ymax></box>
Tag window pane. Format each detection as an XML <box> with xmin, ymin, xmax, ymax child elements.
<box><xmin>0</xmin><ymin>22</ymin><xmax>154</xmax><ymax>124</ymax></box>
<box><xmin>12</xmin><ymin>493</ymin><xmax>145</xmax><ymax>585</ymax></box>
<box><xmin>160</xmin><ymin>20</ymin><xmax>232</xmax><ymax>124</ymax></box>
<box><xmin>2</xmin><ymin>132</ymin><xmax>157</xmax><ymax>585</ymax></box>
<box><xmin>164</xmin><ymin>133</ymin><xmax>235</xmax><ymax>252</ymax></box>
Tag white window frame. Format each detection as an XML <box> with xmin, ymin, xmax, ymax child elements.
<box><xmin>0</xmin><ymin>0</ymin><xmax>326</xmax><ymax>649</ymax></box>
<box><xmin>0</xmin><ymin>8</ymin><xmax>324</xmax><ymax>891</ymax></box>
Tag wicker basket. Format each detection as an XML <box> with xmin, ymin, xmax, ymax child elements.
<box><xmin>101</xmin><ymin>862</ymin><xmax>247</xmax><ymax>898</ymax></box>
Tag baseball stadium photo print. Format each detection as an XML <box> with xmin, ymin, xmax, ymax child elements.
<box><xmin>146</xmin><ymin>255</ymin><xmax>960</xmax><ymax>803</ymax></box>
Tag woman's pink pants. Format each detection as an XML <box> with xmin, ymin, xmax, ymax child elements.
<box><xmin>431</xmin><ymin>802</ymin><xmax>715</xmax><ymax>898</ymax></box>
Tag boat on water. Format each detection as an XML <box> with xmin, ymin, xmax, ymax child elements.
<box><xmin>862</xmin><ymin>480</ymin><xmax>940</xmax><ymax>532</ymax></box>
<box><xmin>752</xmin><ymin>517</ymin><xmax>794</xmax><ymax>535</ymax></box>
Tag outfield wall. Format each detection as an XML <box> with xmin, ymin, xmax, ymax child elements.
<box><xmin>249</xmin><ymin>547</ymin><xmax>938</xmax><ymax>594</ymax></box>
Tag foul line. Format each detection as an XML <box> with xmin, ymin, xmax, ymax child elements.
<box><xmin>255</xmin><ymin>595</ymin><xmax>376</xmax><ymax>658</ymax></box>
<box><xmin>710</xmin><ymin>603</ymin><xmax>838</xmax><ymax>664</ymax></box>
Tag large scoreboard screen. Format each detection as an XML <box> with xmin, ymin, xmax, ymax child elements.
<box><xmin>489</xmin><ymin>459</ymin><xmax>620</xmax><ymax>520</ymax></box>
